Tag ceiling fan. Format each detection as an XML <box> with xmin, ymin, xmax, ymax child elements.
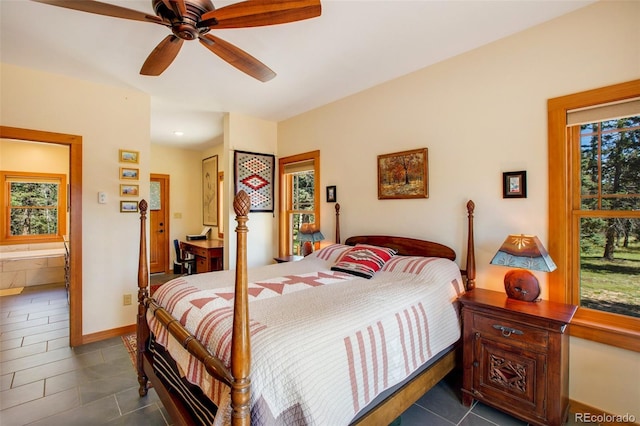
<box><xmin>31</xmin><ymin>0</ymin><xmax>321</xmax><ymax>82</ymax></box>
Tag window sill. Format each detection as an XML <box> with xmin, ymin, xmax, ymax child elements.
<box><xmin>569</xmin><ymin>308</ymin><xmax>640</xmax><ymax>353</ymax></box>
<box><xmin>1</xmin><ymin>235</ymin><xmax>65</xmax><ymax>245</ymax></box>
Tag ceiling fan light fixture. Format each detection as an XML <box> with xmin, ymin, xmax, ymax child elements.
<box><xmin>174</xmin><ymin>131</ymin><xmax>184</xmax><ymax>136</ymax></box>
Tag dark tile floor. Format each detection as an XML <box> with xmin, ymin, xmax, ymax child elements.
<box><xmin>1</xmin><ymin>280</ymin><xmax>581</xmax><ymax>425</ymax></box>
<box><xmin>0</xmin><ymin>283</ymin><xmax>168</xmax><ymax>426</ymax></box>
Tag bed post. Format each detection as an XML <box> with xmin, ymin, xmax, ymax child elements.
<box><xmin>231</xmin><ymin>191</ymin><xmax>251</xmax><ymax>426</ymax></box>
<box><xmin>335</xmin><ymin>203</ymin><xmax>341</xmax><ymax>244</ymax></box>
<box><xmin>136</xmin><ymin>200</ymin><xmax>150</xmax><ymax>396</ymax></box>
<box><xmin>465</xmin><ymin>200</ymin><xmax>476</xmax><ymax>290</ymax></box>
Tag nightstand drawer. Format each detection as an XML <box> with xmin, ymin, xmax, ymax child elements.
<box><xmin>473</xmin><ymin>313</ymin><xmax>548</xmax><ymax>349</ymax></box>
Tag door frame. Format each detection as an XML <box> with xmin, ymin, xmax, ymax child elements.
<box><xmin>0</xmin><ymin>126</ymin><xmax>83</xmax><ymax>347</ymax></box>
<box><xmin>150</xmin><ymin>173</ymin><xmax>170</xmax><ymax>273</ymax></box>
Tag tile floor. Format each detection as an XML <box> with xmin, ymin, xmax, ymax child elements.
<box><xmin>1</xmin><ymin>281</ymin><xmax>582</xmax><ymax>425</ymax></box>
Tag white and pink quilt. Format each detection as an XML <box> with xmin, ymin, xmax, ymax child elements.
<box><xmin>147</xmin><ymin>244</ymin><xmax>465</xmax><ymax>425</ymax></box>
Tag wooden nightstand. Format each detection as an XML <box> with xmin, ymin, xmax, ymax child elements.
<box><xmin>459</xmin><ymin>289</ymin><xmax>577</xmax><ymax>426</ymax></box>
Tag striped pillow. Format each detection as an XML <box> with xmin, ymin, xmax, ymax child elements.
<box><xmin>331</xmin><ymin>244</ymin><xmax>397</xmax><ymax>279</ymax></box>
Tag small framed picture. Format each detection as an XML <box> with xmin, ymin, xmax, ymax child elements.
<box><xmin>119</xmin><ymin>149</ymin><xmax>139</xmax><ymax>164</ymax></box>
<box><xmin>120</xmin><ymin>200</ymin><xmax>138</xmax><ymax>212</ymax></box>
<box><xmin>120</xmin><ymin>167</ymin><xmax>139</xmax><ymax>180</ymax></box>
<box><xmin>503</xmin><ymin>171</ymin><xmax>527</xmax><ymax>198</ymax></box>
<box><xmin>326</xmin><ymin>185</ymin><xmax>337</xmax><ymax>203</ymax></box>
<box><xmin>120</xmin><ymin>184</ymin><xmax>139</xmax><ymax>196</ymax></box>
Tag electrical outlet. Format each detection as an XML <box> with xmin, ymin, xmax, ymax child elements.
<box><xmin>123</xmin><ymin>294</ymin><xmax>132</xmax><ymax>305</ymax></box>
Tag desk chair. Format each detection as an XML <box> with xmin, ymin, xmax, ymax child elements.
<box><xmin>174</xmin><ymin>239</ymin><xmax>196</xmax><ymax>275</ymax></box>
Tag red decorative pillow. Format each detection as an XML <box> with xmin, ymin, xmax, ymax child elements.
<box><xmin>331</xmin><ymin>244</ymin><xmax>397</xmax><ymax>279</ymax></box>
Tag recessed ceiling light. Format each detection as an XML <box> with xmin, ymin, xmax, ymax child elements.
<box><xmin>174</xmin><ymin>131</ymin><xmax>184</xmax><ymax>137</ymax></box>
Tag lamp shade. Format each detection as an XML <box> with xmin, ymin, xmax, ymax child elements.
<box><xmin>490</xmin><ymin>235</ymin><xmax>557</xmax><ymax>272</ymax></box>
<box><xmin>299</xmin><ymin>223</ymin><xmax>325</xmax><ymax>243</ymax></box>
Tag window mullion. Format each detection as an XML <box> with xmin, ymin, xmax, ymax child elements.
<box><xmin>597</xmin><ymin>124</ymin><xmax>603</xmax><ymax>210</ymax></box>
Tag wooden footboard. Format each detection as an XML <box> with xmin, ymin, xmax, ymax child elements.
<box><xmin>137</xmin><ymin>191</ymin><xmax>253</xmax><ymax>426</ymax></box>
<box><xmin>136</xmin><ymin>194</ymin><xmax>476</xmax><ymax>425</ymax></box>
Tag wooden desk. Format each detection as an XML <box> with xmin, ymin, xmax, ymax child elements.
<box><xmin>180</xmin><ymin>239</ymin><xmax>224</xmax><ymax>273</ymax></box>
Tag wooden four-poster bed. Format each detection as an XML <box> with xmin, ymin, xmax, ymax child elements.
<box><xmin>136</xmin><ymin>191</ymin><xmax>476</xmax><ymax>425</ymax></box>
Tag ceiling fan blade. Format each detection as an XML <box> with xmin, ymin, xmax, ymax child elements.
<box><xmin>200</xmin><ymin>0</ymin><xmax>321</xmax><ymax>29</ymax></box>
<box><xmin>199</xmin><ymin>34</ymin><xmax>275</xmax><ymax>82</ymax></box>
<box><xmin>31</xmin><ymin>0</ymin><xmax>164</xmax><ymax>24</ymax></box>
<box><xmin>140</xmin><ymin>35</ymin><xmax>184</xmax><ymax>76</ymax></box>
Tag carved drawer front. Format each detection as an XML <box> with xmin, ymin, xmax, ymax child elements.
<box><xmin>474</xmin><ymin>337</ymin><xmax>547</xmax><ymax>420</ymax></box>
<box><xmin>473</xmin><ymin>314</ymin><xmax>548</xmax><ymax>349</ymax></box>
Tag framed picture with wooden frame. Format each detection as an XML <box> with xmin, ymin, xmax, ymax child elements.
<box><xmin>502</xmin><ymin>171</ymin><xmax>527</xmax><ymax>198</ymax></box>
<box><xmin>120</xmin><ymin>184</ymin><xmax>139</xmax><ymax>196</ymax></box>
<box><xmin>120</xmin><ymin>167</ymin><xmax>139</xmax><ymax>180</ymax></box>
<box><xmin>120</xmin><ymin>200</ymin><xmax>138</xmax><ymax>212</ymax></box>
<box><xmin>377</xmin><ymin>148</ymin><xmax>428</xmax><ymax>200</ymax></box>
<box><xmin>119</xmin><ymin>149</ymin><xmax>139</xmax><ymax>164</ymax></box>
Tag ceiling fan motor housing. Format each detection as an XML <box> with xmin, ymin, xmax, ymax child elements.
<box><xmin>152</xmin><ymin>0</ymin><xmax>215</xmax><ymax>40</ymax></box>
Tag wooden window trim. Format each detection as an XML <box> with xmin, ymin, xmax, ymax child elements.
<box><xmin>1</xmin><ymin>170</ymin><xmax>67</xmax><ymax>244</ymax></box>
<box><xmin>548</xmin><ymin>79</ymin><xmax>640</xmax><ymax>353</ymax></box>
<box><xmin>278</xmin><ymin>150</ymin><xmax>320</xmax><ymax>257</ymax></box>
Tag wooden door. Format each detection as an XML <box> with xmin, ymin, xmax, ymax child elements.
<box><xmin>150</xmin><ymin>174</ymin><xmax>170</xmax><ymax>273</ymax></box>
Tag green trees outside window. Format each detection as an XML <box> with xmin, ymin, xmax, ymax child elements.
<box><xmin>1</xmin><ymin>171</ymin><xmax>66</xmax><ymax>243</ymax></box>
<box><xmin>578</xmin><ymin>116</ymin><xmax>640</xmax><ymax>318</ymax></box>
<box><xmin>9</xmin><ymin>181</ymin><xmax>60</xmax><ymax>236</ymax></box>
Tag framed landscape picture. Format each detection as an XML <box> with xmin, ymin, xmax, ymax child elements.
<box><xmin>120</xmin><ymin>167</ymin><xmax>139</xmax><ymax>180</ymax></box>
<box><xmin>120</xmin><ymin>200</ymin><xmax>138</xmax><ymax>212</ymax></box>
<box><xmin>120</xmin><ymin>184</ymin><xmax>139</xmax><ymax>196</ymax></box>
<box><xmin>377</xmin><ymin>148</ymin><xmax>428</xmax><ymax>199</ymax></box>
<box><xmin>119</xmin><ymin>149</ymin><xmax>139</xmax><ymax>164</ymax></box>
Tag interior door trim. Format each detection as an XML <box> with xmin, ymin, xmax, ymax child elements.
<box><xmin>0</xmin><ymin>126</ymin><xmax>83</xmax><ymax>347</ymax></box>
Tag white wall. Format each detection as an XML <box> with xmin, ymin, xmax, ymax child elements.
<box><xmin>1</xmin><ymin>63</ymin><xmax>150</xmax><ymax>335</ymax></box>
<box><xmin>278</xmin><ymin>0</ymin><xmax>639</xmax><ymax>417</ymax></box>
<box><xmin>151</xmin><ymin>144</ymin><xmax>204</xmax><ymax>267</ymax></box>
<box><xmin>151</xmin><ymin>139</ymin><xmax>224</xmax><ymax>269</ymax></box>
<box><xmin>1</xmin><ymin>139</ymin><xmax>69</xmax><ymax>174</ymax></box>
<box><xmin>224</xmin><ymin>113</ymin><xmax>277</xmax><ymax>269</ymax></box>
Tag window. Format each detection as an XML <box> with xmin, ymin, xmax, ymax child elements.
<box><xmin>574</xmin><ymin>117</ymin><xmax>639</xmax><ymax>319</ymax></box>
<box><xmin>278</xmin><ymin>151</ymin><xmax>320</xmax><ymax>256</ymax></box>
<box><xmin>548</xmin><ymin>80</ymin><xmax>640</xmax><ymax>352</ymax></box>
<box><xmin>1</xmin><ymin>171</ymin><xmax>67</xmax><ymax>243</ymax></box>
